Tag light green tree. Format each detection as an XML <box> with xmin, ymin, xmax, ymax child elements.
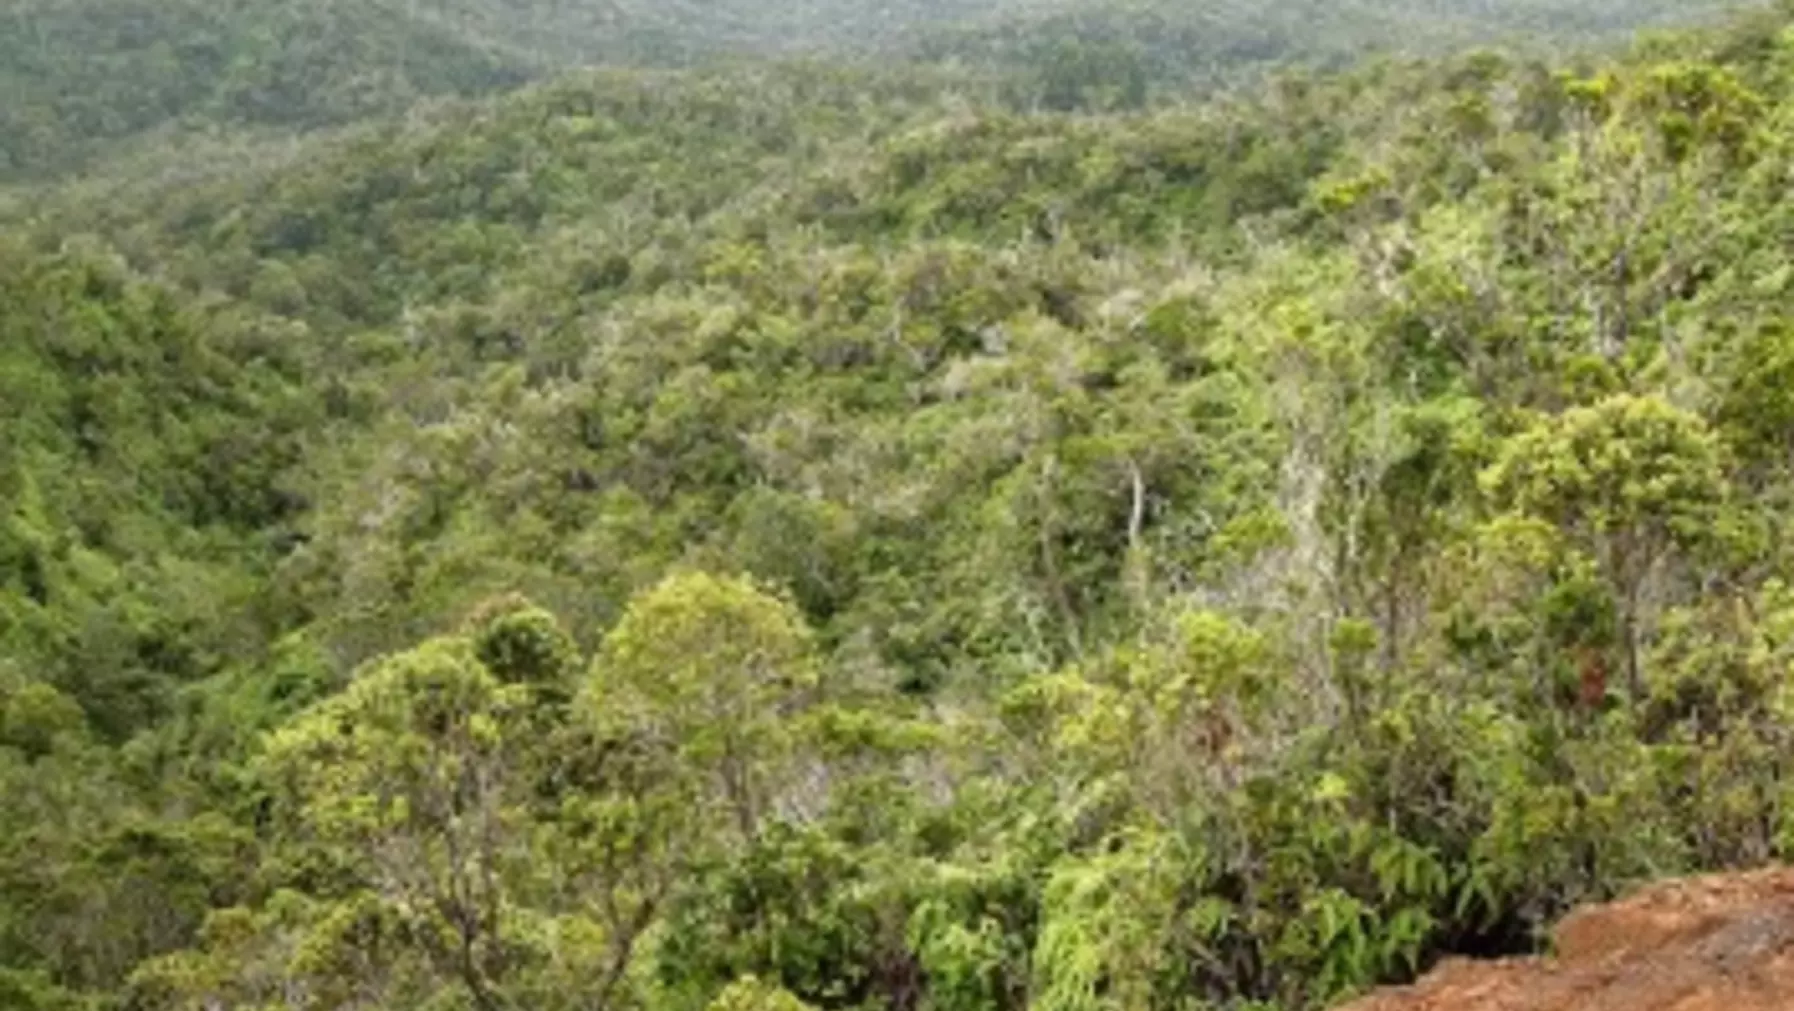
<box><xmin>588</xmin><ymin>571</ymin><xmax>819</xmax><ymax>844</ymax></box>
<box><xmin>261</xmin><ymin>637</ymin><xmax>529</xmax><ymax>1011</ymax></box>
<box><xmin>1482</xmin><ymin>394</ymin><xmax>1728</xmax><ymax>697</ymax></box>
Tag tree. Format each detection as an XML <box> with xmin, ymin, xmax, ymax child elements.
<box><xmin>260</xmin><ymin>637</ymin><xmax>529</xmax><ymax>1011</ymax></box>
<box><xmin>588</xmin><ymin>571</ymin><xmax>819</xmax><ymax>844</ymax></box>
<box><xmin>707</xmin><ymin>975</ymin><xmax>821</xmax><ymax>1011</ymax></box>
<box><xmin>1482</xmin><ymin>394</ymin><xmax>1728</xmax><ymax>698</ymax></box>
<box><xmin>465</xmin><ymin>593</ymin><xmax>583</xmax><ymax>704</ymax></box>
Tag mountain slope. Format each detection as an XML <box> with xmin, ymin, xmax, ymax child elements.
<box><xmin>6</xmin><ymin>6</ymin><xmax>1794</xmax><ymax>1011</ymax></box>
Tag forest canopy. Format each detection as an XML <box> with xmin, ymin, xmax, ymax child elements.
<box><xmin>5</xmin><ymin>1</ymin><xmax>1794</xmax><ymax>1010</ymax></box>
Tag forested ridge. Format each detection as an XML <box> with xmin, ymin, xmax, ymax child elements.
<box><xmin>6</xmin><ymin>1</ymin><xmax>1794</xmax><ymax>1010</ymax></box>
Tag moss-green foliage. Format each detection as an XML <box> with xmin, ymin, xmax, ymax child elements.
<box><xmin>0</xmin><ymin>245</ymin><xmax>313</xmax><ymax>738</ymax></box>
<box><xmin>13</xmin><ymin>4</ymin><xmax>1794</xmax><ymax>1010</ymax></box>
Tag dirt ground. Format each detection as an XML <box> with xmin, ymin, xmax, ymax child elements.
<box><xmin>1336</xmin><ymin>868</ymin><xmax>1794</xmax><ymax>1011</ymax></box>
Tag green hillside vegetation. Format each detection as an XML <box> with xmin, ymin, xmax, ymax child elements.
<box><xmin>8</xmin><ymin>2</ymin><xmax>1794</xmax><ymax>1011</ymax></box>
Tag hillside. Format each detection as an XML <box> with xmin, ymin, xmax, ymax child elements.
<box><xmin>7</xmin><ymin>3</ymin><xmax>1794</xmax><ymax>1011</ymax></box>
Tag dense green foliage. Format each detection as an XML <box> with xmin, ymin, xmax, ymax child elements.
<box><xmin>8</xmin><ymin>2</ymin><xmax>1794</xmax><ymax>1010</ymax></box>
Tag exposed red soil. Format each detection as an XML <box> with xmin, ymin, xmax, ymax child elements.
<box><xmin>1337</xmin><ymin>868</ymin><xmax>1794</xmax><ymax>1011</ymax></box>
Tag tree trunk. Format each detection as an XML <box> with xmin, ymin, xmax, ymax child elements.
<box><xmin>1622</xmin><ymin>577</ymin><xmax>1643</xmax><ymax>703</ymax></box>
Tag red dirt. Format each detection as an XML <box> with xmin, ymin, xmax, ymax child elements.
<box><xmin>1336</xmin><ymin>868</ymin><xmax>1794</xmax><ymax>1011</ymax></box>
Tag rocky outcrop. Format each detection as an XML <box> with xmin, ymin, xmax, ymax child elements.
<box><xmin>1337</xmin><ymin>869</ymin><xmax>1794</xmax><ymax>1011</ymax></box>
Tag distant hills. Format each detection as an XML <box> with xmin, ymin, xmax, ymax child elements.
<box><xmin>0</xmin><ymin>0</ymin><xmax>528</xmax><ymax>177</ymax></box>
<box><xmin>0</xmin><ymin>0</ymin><xmax>1755</xmax><ymax>179</ymax></box>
